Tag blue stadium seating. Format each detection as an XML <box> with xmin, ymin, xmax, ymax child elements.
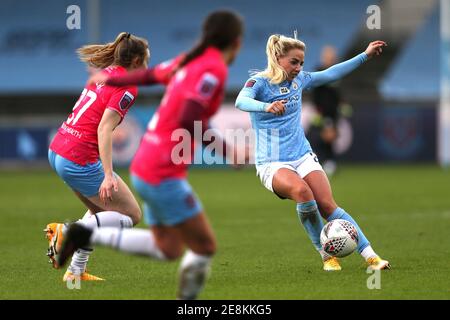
<box><xmin>380</xmin><ymin>5</ymin><xmax>439</xmax><ymax>100</ymax></box>
<box><xmin>0</xmin><ymin>0</ymin><xmax>374</xmax><ymax>93</ymax></box>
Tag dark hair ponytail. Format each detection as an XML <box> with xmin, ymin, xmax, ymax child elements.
<box><xmin>177</xmin><ymin>10</ymin><xmax>243</xmax><ymax>69</ymax></box>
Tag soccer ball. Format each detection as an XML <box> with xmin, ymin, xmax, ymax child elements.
<box><xmin>320</xmin><ymin>219</ymin><xmax>359</xmax><ymax>257</ymax></box>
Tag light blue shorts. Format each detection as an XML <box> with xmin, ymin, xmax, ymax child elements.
<box><xmin>48</xmin><ymin>149</ymin><xmax>105</xmax><ymax>197</ymax></box>
<box><xmin>130</xmin><ymin>174</ymin><xmax>203</xmax><ymax>226</ymax></box>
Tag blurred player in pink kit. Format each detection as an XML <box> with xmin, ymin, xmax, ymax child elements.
<box><xmin>58</xmin><ymin>10</ymin><xmax>244</xmax><ymax>299</ymax></box>
<box><xmin>46</xmin><ymin>32</ymin><xmax>149</xmax><ymax>281</ymax></box>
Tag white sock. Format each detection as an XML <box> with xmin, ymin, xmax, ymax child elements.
<box><xmin>81</xmin><ymin>210</ymin><xmax>92</xmax><ymax>220</ymax></box>
<box><xmin>177</xmin><ymin>250</ymin><xmax>212</xmax><ymax>300</ymax></box>
<box><xmin>90</xmin><ymin>227</ymin><xmax>166</xmax><ymax>260</ymax></box>
<box><xmin>68</xmin><ymin>210</ymin><xmax>133</xmax><ymax>274</ymax></box>
<box><xmin>361</xmin><ymin>245</ymin><xmax>378</xmax><ymax>261</ymax></box>
<box><xmin>77</xmin><ymin>210</ymin><xmax>134</xmax><ymax>230</ymax></box>
<box><xmin>67</xmin><ymin>210</ymin><xmax>92</xmax><ymax>274</ymax></box>
<box><xmin>68</xmin><ymin>248</ymin><xmax>93</xmax><ymax>275</ymax></box>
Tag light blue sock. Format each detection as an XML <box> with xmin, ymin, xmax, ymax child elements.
<box><xmin>296</xmin><ymin>200</ymin><xmax>324</xmax><ymax>251</ymax></box>
<box><xmin>327</xmin><ymin>207</ymin><xmax>370</xmax><ymax>253</ymax></box>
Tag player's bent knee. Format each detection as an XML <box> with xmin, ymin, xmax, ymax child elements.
<box><xmin>199</xmin><ymin>239</ymin><xmax>217</xmax><ymax>256</ymax></box>
<box><xmin>161</xmin><ymin>247</ymin><xmax>184</xmax><ymax>261</ymax></box>
<box><xmin>292</xmin><ymin>184</ymin><xmax>313</xmax><ymax>202</ymax></box>
<box><xmin>129</xmin><ymin>206</ymin><xmax>142</xmax><ymax>226</ymax></box>
<box><xmin>163</xmin><ymin>251</ymin><xmax>183</xmax><ymax>261</ymax></box>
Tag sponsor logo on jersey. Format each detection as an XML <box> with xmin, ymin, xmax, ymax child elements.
<box><xmin>197</xmin><ymin>72</ymin><xmax>219</xmax><ymax>98</ymax></box>
<box><xmin>280</xmin><ymin>87</ymin><xmax>290</xmax><ymax>94</ymax></box>
<box><xmin>245</xmin><ymin>79</ymin><xmax>256</xmax><ymax>88</ymax></box>
<box><xmin>119</xmin><ymin>91</ymin><xmax>134</xmax><ymax>110</ymax></box>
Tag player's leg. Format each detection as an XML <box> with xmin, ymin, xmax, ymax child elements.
<box><xmin>272</xmin><ymin>167</ymin><xmax>321</xmax><ymax>249</ymax></box>
<box><xmin>287</xmin><ymin>152</ymin><xmax>342</xmax><ymax>270</ymax></box>
<box><xmin>46</xmin><ymin>153</ymin><xmax>140</xmax><ymax>278</ymax></box>
<box><xmin>56</xmin><ymin>199</ymin><xmax>182</xmax><ymax>274</ymax></box>
<box><xmin>59</xmin><ymin>209</ymin><xmax>185</xmax><ymax>264</ymax></box>
<box><xmin>48</xmin><ymin>153</ymin><xmax>140</xmax><ymax>234</ymax></box>
<box><xmin>68</xmin><ymin>176</ymin><xmax>202</xmax><ymax>261</ymax></box>
<box><xmin>301</xmin><ymin>170</ymin><xmax>337</xmax><ymax>218</ymax></box>
<box><xmin>58</xmin><ymin>177</ymin><xmax>213</xmax><ymax>298</ymax></box>
<box><xmin>267</xmin><ymin>165</ymin><xmax>335</xmax><ymax>269</ymax></box>
<box><xmin>86</xmin><ymin>174</ymin><xmax>142</xmax><ymax>226</ymax></box>
<box><xmin>151</xmin><ymin>225</ymin><xmax>185</xmax><ymax>260</ymax></box>
<box><xmin>86</xmin><ymin>212</ymin><xmax>216</xmax><ymax>299</ymax></box>
<box><xmin>61</xmin><ymin>214</ymin><xmax>195</xmax><ymax>263</ymax></box>
<box><xmin>304</xmin><ymin>170</ymin><xmax>390</xmax><ymax>270</ymax></box>
<box><xmin>81</xmin><ymin>198</ymin><xmax>186</xmax><ymax>262</ymax></box>
<box><xmin>130</xmin><ymin>175</ymin><xmax>213</xmax><ymax>299</ymax></box>
<box><xmin>74</xmin><ymin>192</ymin><xmax>104</xmax><ymax>213</ymax></box>
<box><xmin>67</xmin><ymin>175</ymin><xmax>180</xmax><ymax>263</ymax></box>
<box><xmin>59</xmin><ymin>208</ymin><xmax>104</xmax><ymax>281</ymax></box>
<box><xmin>64</xmin><ymin>187</ymin><xmax>141</xmax><ymax>280</ymax></box>
<box><xmin>49</xmin><ymin>152</ymin><xmax>141</xmax><ymax>226</ymax></box>
<box><xmin>57</xmin><ymin>212</ymin><xmax>213</xmax><ymax>299</ymax></box>
<box><xmin>46</xmin><ymin>151</ymin><xmax>102</xmax><ymax>275</ymax></box>
<box><xmin>176</xmin><ymin>212</ymin><xmax>216</xmax><ymax>300</ymax></box>
<box><xmin>71</xmin><ymin>173</ymin><xmax>143</xmax><ymax>275</ymax></box>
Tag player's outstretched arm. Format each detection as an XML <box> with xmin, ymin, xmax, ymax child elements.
<box><xmin>307</xmin><ymin>40</ymin><xmax>387</xmax><ymax>89</ymax></box>
<box><xmin>87</xmin><ymin>68</ymin><xmax>159</xmax><ymax>87</ymax></box>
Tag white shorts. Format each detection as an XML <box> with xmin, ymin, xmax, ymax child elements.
<box><xmin>256</xmin><ymin>152</ymin><xmax>324</xmax><ymax>193</ymax></box>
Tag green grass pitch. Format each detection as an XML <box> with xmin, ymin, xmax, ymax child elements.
<box><xmin>0</xmin><ymin>165</ymin><xmax>449</xmax><ymax>299</ymax></box>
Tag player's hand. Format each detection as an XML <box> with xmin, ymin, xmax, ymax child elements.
<box><xmin>265</xmin><ymin>100</ymin><xmax>286</xmax><ymax>116</ymax></box>
<box><xmin>87</xmin><ymin>72</ymin><xmax>109</xmax><ymax>86</ymax></box>
<box><xmin>364</xmin><ymin>40</ymin><xmax>387</xmax><ymax>59</ymax></box>
<box><xmin>99</xmin><ymin>174</ymin><xmax>119</xmax><ymax>205</ymax></box>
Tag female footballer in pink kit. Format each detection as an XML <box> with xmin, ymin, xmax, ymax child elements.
<box><xmin>58</xmin><ymin>10</ymin><xmax>244</xmax><ymax>299</ymax></box>
<box><xmin>46</xmin><ymin>32</ymin><xmax>149</xmax><ymax>281</ymax></box>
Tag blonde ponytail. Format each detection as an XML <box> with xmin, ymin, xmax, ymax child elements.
<box><xmin>257</xmin><ymin>34</ymin><xmax>306</xmax><ymax>84</ymax></box>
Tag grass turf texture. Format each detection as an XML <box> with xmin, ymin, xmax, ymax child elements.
<box><xmin>0</xmin><ymin>165</ymin><xmax>449</xmax><ymax>299</ymax></box>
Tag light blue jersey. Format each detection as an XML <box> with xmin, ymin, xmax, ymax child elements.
<box><xmin>236</xmin><ymin>52</ymin><xmax>367</xmax><ymax>165</ymax></box>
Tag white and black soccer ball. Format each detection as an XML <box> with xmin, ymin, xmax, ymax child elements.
<box><xmin>320</xmin><ymin>219</ymin><xmax>359</xmax><ymax>258</ymax></box>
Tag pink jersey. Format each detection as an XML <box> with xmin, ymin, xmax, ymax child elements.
<box><xmin>50</xmin><ymin>66</ymin><xmax>138</xmax><ymax>165</ymax></box>
<box><xmin>131</xmin><ymin>47</ymin><xmax>228</xmax><ymax>184</ymax></box>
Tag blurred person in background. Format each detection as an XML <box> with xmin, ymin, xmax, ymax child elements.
<box><xmin>235</xmin><ymin>34</ymin><xmax>390</xmax><ymax>272</ymax></box>
<box><xmin>308</xmin><ymin>45</ymin><xmax>342</xmax><ymax>176</ymax></box>
<box><xmin>58</xmin><ymin>10</ymin><xmax>245</xmax><ymax>300</ymax></box>
<box><xmin>46</xmin><ymin>32</ymin><xmax>149</xmax><ymax>281</ymax></box>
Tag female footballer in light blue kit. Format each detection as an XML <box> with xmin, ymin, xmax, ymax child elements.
<box><xmin>235</xmin><ymin>34</ymin><xmax>390</xmax><ymax>271</ymax></box>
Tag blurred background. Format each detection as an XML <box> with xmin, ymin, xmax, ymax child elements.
<box><xmin>1</xmin><ymin>0</ymin><xmax>449</xmax><ymax>300</ymax></box>
<box><xmin>0</xmin><ymin>0</ymin><xmax>444</xmax><ymax>167</ymax></box>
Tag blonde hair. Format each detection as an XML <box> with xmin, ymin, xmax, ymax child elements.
<box><xmin>258</xmin><ymin>34</ymin><xmax>305</xmax><ymax>84</ymax></box>
<box><xmin>77</xmin><ymin>32</ymin><xmax>149</xmax><ymax>69</ymax></box>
